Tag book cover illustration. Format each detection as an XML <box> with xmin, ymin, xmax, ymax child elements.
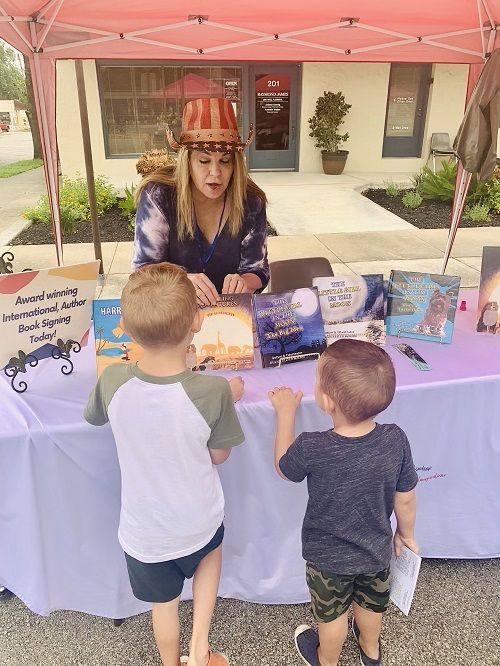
<box><xmin>254</xmin><ymin>288</ymin><xmax>326</xmax><ymax>368</ymax></box>
<box><xmin>313</xmin><ymin>274</ymin><xmax>385</xmax><ymax>346</ymax></box>
<box><xmin>386</xmin><ymin>271</ymin><xmax>461</xmax><ymax>344</ymax></box>
<box><xmin>93</xmin><ymin>299</ymin><xmax>143</xmax><ymax>376</ymax></box>
<box><xmin>476</xmin><ymin>246</ymin><xmax>500</xmax><ymax>334</ymax></box>
<box><xmin>190</xmin><ymin>293</ymin><xmax>254</xmax><ymax>371</ymax></box>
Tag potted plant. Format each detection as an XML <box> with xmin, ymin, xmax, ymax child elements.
<box><xmin>308</xmin><ymin>91</ymin><xmax>351</xmax><ymax>175</ymax></box>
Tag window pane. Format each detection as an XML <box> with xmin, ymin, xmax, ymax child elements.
<box><xmin>98</xmin><ymin>64</ymin><xmax>242</xmax><ymax>157</ymax></box>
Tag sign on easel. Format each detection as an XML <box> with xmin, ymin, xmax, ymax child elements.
<box><xmin>0</xmin><ymin>261</ymin><xmax>99</xmax><ymax>387</ymax></box>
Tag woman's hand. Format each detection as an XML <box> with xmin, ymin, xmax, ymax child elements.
<box><xmin>222</xmin><ymin>273</ymin><xmax>249</xmax><ymax>295</ymax></box>
<box><xmin>187</xmin><ymin>273</ymin><xmax>219</xmax><ymax>306</ymax></box>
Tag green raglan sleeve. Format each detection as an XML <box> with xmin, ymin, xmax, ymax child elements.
<box><xmin>207</xmin><ymin>380</ymin><xmax>245</xmax><ymax>450</ymax></box>
<box><xmin>84</xmin><ymin>375</ymin><xmax>109</xmax><ymax>426</ymax></box>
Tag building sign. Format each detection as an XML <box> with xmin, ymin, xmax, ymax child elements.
<box><xmin>385</xmin><ymin>66</ymin><xmax>420</xmax><ymax>138</ymax></box>
<box><xmin>224</xmin><ymin>79</ymin><xmax>240</xmax><ymax>101</ymax></box>
<box><xmin>255</xmin><ymin>74</ymin><xmax>290</xmax><ymax>151</ymax></box>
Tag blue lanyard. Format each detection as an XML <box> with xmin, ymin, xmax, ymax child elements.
<box><xmin>193</xmin><ymin>191</ymin><xmax>227</xmax><ymax>272</ymax></box>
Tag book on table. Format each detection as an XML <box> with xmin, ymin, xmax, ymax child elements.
<box><xmin>386</xmin><ymin>271</ymin><xmax>460</xmax><ymax>344</ymax></box>
<box><xmin>476</xmin><ymin>246</ymin><xmax>500</xmax><ymax>334</ymax></box>
<box><xmin>313</xmin><ymin>274</ymin><xmax>385</xmax><ymax>346</ymax></box>
<box><xmin>253</xmin><ymin>287</ymin><xmax>326</xmax><ymax>368</ymax></box>
<box><xmin>92</xmin><ymin>299</ymin><xmax>143</xmax><ymax>377</ymax></box>
<box><xmin>190</xmin><ymin>293</ymin><xmax>254</xmax><ymax>371</ymax></box>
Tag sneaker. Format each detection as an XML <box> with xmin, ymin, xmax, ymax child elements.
<box><xmin>294</xmin><ymin>625</ymin><xmax>321</xmax><ymax>666</ymax></box>
<box><xmin>352</xmin><ymin>620</ymin><xmax>382</xmax><ymax>666</ymax></box>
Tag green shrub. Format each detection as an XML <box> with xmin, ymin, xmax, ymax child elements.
<box><xmin>118</xmin><ymin>184</ymin><xmax>137</xmax><ymax>218</ymax></box>
<box><xmin>23</xmin><ymin>175</ymin><xmax>117</xmax><ymax>233</ymax></box>
<box><xmin>419</xmin><ymin>161</ymin><xmax>457</xmax><ymax>201</ymax></box>
<box><xmin>410</xmin><ymin>171</ymin><xmax>424</xmax><ymax>193</ymax></box>
<box><xmin>463</xmin><ymin>202</ymin><xmax>491</xmax><ymax>223</ymax></box>
<box><xmin>384</xmin><ymin>181</ymin><xmax>401</xmax><ymax>197</ymax></box>
<box><xmin>402</xmin><ymin>190</ymin><xmax>423</xmax><ymax>209</ymax></box>
<box><xmin>485</xmin><ymin>179</ymin><xmax>500</xmax><ymax>214</ymax></box>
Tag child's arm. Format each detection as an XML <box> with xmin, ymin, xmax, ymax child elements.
<box><xmin>268</xmin><ymin>387</ymin><xmax>303</xmax><ymax>479</ymax></box>
<box><xmin>228</xmin><ymin>376</ymin><xmax>244</xmax><ymax>402</ymax></box>
<box><xmin>209</xmin><ymin>448</ymin><xmax>231</xmax><ymax>465</ymax></box>
<box><xmin>393</xmin><ymin>489</ymin><xmax>418</xmax><ymax>556</ymax></box>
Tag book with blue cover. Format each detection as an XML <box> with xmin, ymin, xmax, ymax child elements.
<box><xmin>253</xmin><ymin>287</ymin><xmax>326</xmax><ymax>368</ymax></box>
<box><xmin>386</xmin><ymin>271</ymin><xmax>460</xmax><ymax>344</ymax></box>
<box><xmin>92</xmin><ymin>299</ymin><xmax>143</xmax><ymax>376</ymax></box>
<box><xmin>313</xmin><ymin>274</ymin><xmax>385</xmax><ymax>346</ymax></box>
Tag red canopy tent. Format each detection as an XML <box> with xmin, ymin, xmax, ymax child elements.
<box><xmin>0</xmin><ymin>0</ymin><xmax>499</xmax><ymax>266</ymax></box>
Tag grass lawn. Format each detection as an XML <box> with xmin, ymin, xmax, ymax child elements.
<box><xmin>0</xmin><ymin>159</ymin><xmax>43</xmax><ymax>178</ymax></box>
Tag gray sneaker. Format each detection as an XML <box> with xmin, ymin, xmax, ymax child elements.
<box><xmin>294</xmin><ymin>625</ymin><xmax>321</xmax><ymax>666</ymax></box>
<box><xmin>352</xmin><ymin>619</ymin><xmax>382</xmax><ymax>666</ymax></box>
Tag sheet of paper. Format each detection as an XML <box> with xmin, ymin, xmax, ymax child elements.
<box><xmin>389</xmin><ymin>546</ymin><xmax>422</xmax><ymax>615</ymax></box>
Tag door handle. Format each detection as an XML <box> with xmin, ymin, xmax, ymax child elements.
<box><xmin>291</xmin><ymin>125</ymin><xmax>296</xmax><ymax>140</ymax></box>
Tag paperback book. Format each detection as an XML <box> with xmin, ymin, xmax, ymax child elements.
<box><xmin>190</xmin><ymin>293</ymin><xmax>254</xmax><ymax>371</ymax></box>
<box><xmin>386</xmin><ymin>271</ymin><xmax>460</xmax><ymax>344</ymax></box>
<box><xmin>476</xmin><ymin>246</ymin><xmax>500</xmax><ymax>334</ymax></box>
<box><xmin>253</xmin><ymin>287</ymin><xmax>326</xmax><ymax>368</ymax></box>
<box><xmin>389</xmin><ymin>546</ymin><xmax>422</xmax><ymax>616</ymax></box>
<box><xmin>313</xmin><ymin>274</ymin><xmax>385</xmax><ymax>346</ymax></box>
<box><xmin>92</xmin><ymin>299</ymin><xmax>143</xmax><ymax>377</ymax></box>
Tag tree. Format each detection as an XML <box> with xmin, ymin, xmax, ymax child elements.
<box><xmin>0</xmin><ymin>41</ymin><xmax>42</xmax><ymax>159</ymax></box>
<box><xmin>0</xmin><ymin>41</ymin><xmax>25</xmax><ymax>101</ymax></box>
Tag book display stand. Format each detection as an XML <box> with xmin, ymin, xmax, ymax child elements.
<box><xmin>4</xmin><ymin>338</ymin><xmax>82</xmax><ymax>393</ymax></box>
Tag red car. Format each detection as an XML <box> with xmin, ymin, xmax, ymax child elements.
<box><xmin>0</xmin><ymin>121</ymin><xmax>10</xmax><ymax>132</ymax></box>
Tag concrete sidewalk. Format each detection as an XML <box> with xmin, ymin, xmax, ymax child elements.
<box><xmin>0</xmin><ymin>167</ymin><xmax>45</xmax><ymax>247</ymax></box>
<box><xmin>2</xmin><ymin>170</ymin><xmax>498</xmax><ymax>296</ymax></box>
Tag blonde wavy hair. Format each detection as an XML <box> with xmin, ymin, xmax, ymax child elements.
<box><xmin>135</xmin><ymin>148</ymin><xmax>266</xmax><ymax>241</ymax></box>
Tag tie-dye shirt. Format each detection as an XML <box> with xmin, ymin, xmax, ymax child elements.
<box><xmin>132</xmin><ymin>182</ymin><xmax>269</xmax><ymax>293</ymax></box>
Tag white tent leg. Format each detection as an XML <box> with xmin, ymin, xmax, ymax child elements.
<box><xmin>441</xmin><ymin>166</ymin><xmax>472</xmax><ymax>274</ymax></box>
<box><xmin>29</xmin><ymin>23</ymin><xmax>63</xmax><ymax>265</ymax></box>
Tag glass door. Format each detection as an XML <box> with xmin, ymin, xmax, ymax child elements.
<box><xmin>383</xmin><ymin>64</ymin><xmax>432</xmax><ymax>158</ymax></box>
<box><xmin>248</xmin><ymin>65</ymin><xmax>299</xmax><ymax>170</ymax></box>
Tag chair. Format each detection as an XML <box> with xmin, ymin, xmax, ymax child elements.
<box><xmin>429</xmin><ymin>133</ymin><xmax>457</xmax><ymax>173</ymax></box>
<box><xmin>269</xmin><ymin>257</ymin><xmax>334</xmax><ymax>293</ymax></box>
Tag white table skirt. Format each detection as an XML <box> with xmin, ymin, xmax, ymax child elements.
<box><xmin>1</xmin><ymin>294</ymin><xmax>499</xmax><ymax>617</ymax></box>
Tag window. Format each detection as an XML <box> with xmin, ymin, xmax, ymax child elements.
<box><xmin>98</xmin><ymin>64</ymin><xmax>243</xmax><ymax>157</ymax></box>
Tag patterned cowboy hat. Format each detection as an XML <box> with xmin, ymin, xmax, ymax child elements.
<box><xmin>166</xmin><ymin>98</ymin><xmax>254</xmax><ymax>153</ymax></box>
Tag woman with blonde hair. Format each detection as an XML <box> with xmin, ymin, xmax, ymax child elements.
<box><xmin>132</xmin><ymin>98</ymin><xmax>269</xmax><ymax>306</ymax></box>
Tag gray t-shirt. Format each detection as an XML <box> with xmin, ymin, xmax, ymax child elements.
<box><xmin>279</xmin><ymin>423</ymin><xmax>418</xmax><ymax>575</ymax></box>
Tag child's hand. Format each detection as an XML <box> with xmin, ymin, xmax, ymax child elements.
<box><xmin>229</xmin><ymin>376</ymin><xmax>244</xmax><ymax>402</ymax></box>
<box><xmin>268</xmin><ymin>386</ymin><xmax>303</xmax><ymax>416</ymax></box>
<box><xmin>394</xmin><ymin>531</ymin><xmax>419</xmax><ymax>557</ymax></box>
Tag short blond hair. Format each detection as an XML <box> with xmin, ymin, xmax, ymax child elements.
<box><xmin>121</xmin><ymin>262</ymin><xmax>197</xmax><ymax>348</ymax></box>
<box><xmin>319</xmin><ymin>339</ymin><xmax>396</xmax><ymax>423</ymax></box>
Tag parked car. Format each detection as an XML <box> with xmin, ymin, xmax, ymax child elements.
<box><xmin>0</xmin><ymin>121</ymin><xmax>10</xmax><ymax>132</ymax></box>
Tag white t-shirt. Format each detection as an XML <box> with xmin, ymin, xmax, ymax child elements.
<box><xmin>84</xmin><ymin>364</ymin><xmax>244</xmax><ymax>562</ymax></box>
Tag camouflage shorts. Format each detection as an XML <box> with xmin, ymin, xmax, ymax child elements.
<box><xmin>306</xmin><ymin>562</ymin><xmax>391</xmax><ymax>623</ymax></box>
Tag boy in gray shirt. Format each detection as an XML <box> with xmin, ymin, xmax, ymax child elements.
<box><xmin>269</xmin><ymin>339</ymin><xmax>418</xmax><ymax>666</ymax></box>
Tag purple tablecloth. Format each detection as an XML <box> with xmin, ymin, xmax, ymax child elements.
<box><xmin>0</xmin><ymin>289</ymin><xmax>499</xmax><ymax>617</ymax></box>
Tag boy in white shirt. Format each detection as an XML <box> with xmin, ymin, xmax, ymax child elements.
<box><xmin>85</xmin><ymin>262</ymin><xmax>244</xmax><ymax>666</ymax></box>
